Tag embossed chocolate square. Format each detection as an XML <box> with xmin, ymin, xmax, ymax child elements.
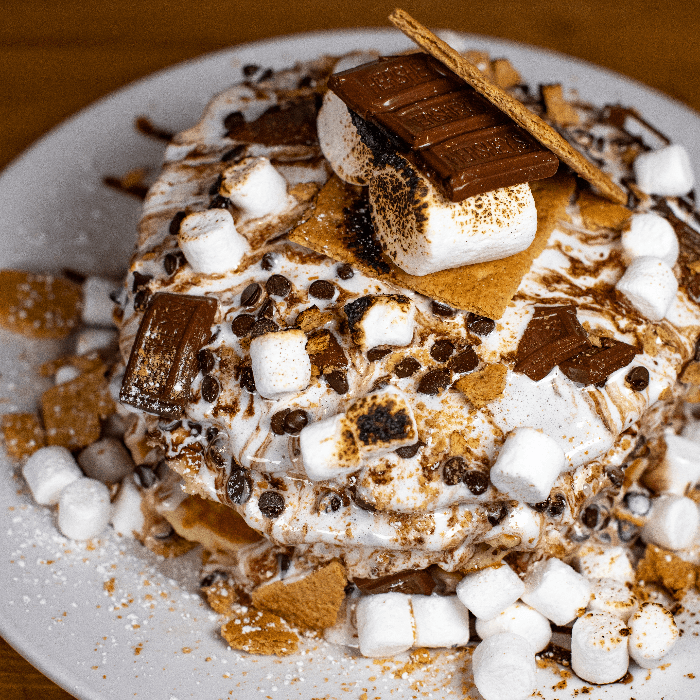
<box><xmin>120</xmin><ymin>292</ymin><xmax>218</xmax><ymax>419</ymax></box>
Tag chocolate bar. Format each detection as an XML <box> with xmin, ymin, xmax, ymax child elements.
<box><xmin>328</xmin><ymin>53</ymin><xmax>559</xmax><ymax>201</ymax></box>
<box><xmin>559</xmin><ymin>338</ymin><xmax>638</xmax><ymax>386</ymax></box>
<box><xmin>120</xmin><ymin>292</ymin><xmax>218</xmax><ymax>419</ymax></box>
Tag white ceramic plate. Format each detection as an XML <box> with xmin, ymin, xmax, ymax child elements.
<box><xmin>2</xmin><ymin>29</ymin><xmax>700</xmax><ymax>700</ymax></box>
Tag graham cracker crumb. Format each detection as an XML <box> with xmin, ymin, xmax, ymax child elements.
<box><xmin>636</xmin><ymin>544</ymin><xmax>699</xmax><ymax>599</ymax></box>
<box><xmin>251</xmin><ymin>560</ymin><xmax>347</xmax><ymax>631</ymax></box>
<box><xmin>1</xmin><ymin>412</ymin><xmax>46</xmax><ymax>461</ymax></box>
<box><xmin>577</xmin><ymin>190</ymin><xmax>631</xmax><ymax>231</ymax></box>
<box><xmin>221</xmin><ymin>605</ymin><xmax>299</xmax><ymax>656</ymax></box>
<box><xmin>202</xmin><ymin>577</ymin><xmax>239</xmax><ymax>615</ymax></box>
<box><xmin>39</xmin><ymin>352</ymin><xmax>104</xmax><ymax>378</ymax></box>
<box><xmin>295</xmin><ymin>306</ymin><xmax>334</xmax><ymax>333</ymax></box>
<box><xmin>463</xmin><ymin>50</ymin><xmax>494</xmax><ymax>80</ymax></box>
<box><xmin>541</xmin><ymin>84</ymin><xmax>580</xmax><ymax>127</ymax></box>
<box><xmin>491</xmin><ymin>58</ymin><xmax>521</xmax><ymax>89</ymax></box>
<box><xmin>454</xmin><ymin>364</ymin><xmax>508</xmax><ymax>408</ymax></box>
<box><xmin>681</xmin><ymin>361</ymin><xmax>700</xmax><ymax>385</ymax></box>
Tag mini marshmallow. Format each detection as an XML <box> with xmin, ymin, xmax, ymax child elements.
<box><xmin>475</xmin><ymin>602</ymin><xmax>552</xmax><ymax>652</ymax></box>
<box><xmin>178</xmin><ymin>209</ymin><xmax>249</xmax><ymax>274</ymax></box>
<box><xmin>355</xmin><ymin>592</ymin><xmax>414</xmax><ymax>657</ymax></box>
<box><xmin>250</xmin><ymin>329</ymin><xmax>311</xmax><ymax>399</ymax></box>
<box><xmin>411</xmin><ymin>595</ymin><xmax>471</xmax><ymax>648</ymax></box>
<box><xmin>471</xmin><ymin>633</ymin><xmax>536</xmax><ymax>700</ymax></box>
<box><xmin>76</xmin><ymin>328</ymin><xmax>117</xmax><ymax>355</ymax></box>
<box><xmin>456</xmin><ymin>563</ymin><xmax>525</xmax><ymax>621</ymax></box>
<box><xmin>81</xmin><ymin>276</ymin><xmax>119</xmax><ymax>327</ymax></box>
<box><xmin>77</xmin><ymin>437</ymin><xmax>135</xmax><ymax>484</ymax></box>
<box><xmin>110</xmin><ymin>477</ymin><xmax>145</xmax><ymax>537</ymax></box>
<box><xmin>55</xmin><ymin>365</ymin><xmax>80</xmax><ymax>385</ymax></box>
<box><xmin>615</xmin><ymin>255</ymin><xmax>678</xmax><ymax>322</ymax></box>
<box><xmin>641</xmin><ymin>493</ymin><xmax>700</xmax><ymax>550</ymax></box>
<box><xmin>219</xmin><ymin>157</ymin><xmax>291</xmax><ymax>219</ymax></box>
<box><xmin>634</xmin><ymin>143</ymin><xmax>695</xmax><ymax>197</ymax></box>
<box><xmin>299</xmin><ymin>413</ymin><xmax>360</xmax><ymax>481</ymax></box>
<box><xmin>575</xmin><ymin>544</ymin><xmax>635</xmax><ymax>584</ymax></box>
<box><xmin>57</xmin><ymin>477</ymin><xmax>111</xmax><ymax>540</ymax></box>
<box><xmin>621</xmin><ymin>212</ymin><xmax>679</xmax><ymax>267</ymax></box>
<box><xmin>571</xmin><ymin>612</ymin><xmax>629</xmax><ymax>684</ymax></box>
<box><xmin>346</xmin><ymin>294</ymin><xmax>415</xmax><ymax>351</ymax></box>
<box><xmin>22</xmin><ymin>445</ymin><xmax>83</xmax><ymax>505</ymax></box>
<box><xmin>369</xmin><ymin>163</ymin><xmax>537</xmax><ymax>276</ymax></box>
<box><xmin>643</xmin><ymin>432</ymin><xmax>700</xmax><ymax>495</ymax></box>
<box><xmin>489</xmin><ymin>427</ymin><xmax>566</xmax><ymax>503</ymax></box>
<box><xmin>588</xmin><ymin>578</ymin><xmax>638</xmax><ymax>621</ymax></box>
<box><xmin>521</xmin><ymin>558</ymin><xmax>592</xmax><ymax>625</ymax></box>
<box><xmin>628</xmin><ymin>602</ymin><xmax>679</xmax><ymax>668</ymax></box>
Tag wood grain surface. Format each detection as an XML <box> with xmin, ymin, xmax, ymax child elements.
<box><xmin>1</xmin><ymin>0</ymin><xmax>698</xmax><ymax>697</ymax></box>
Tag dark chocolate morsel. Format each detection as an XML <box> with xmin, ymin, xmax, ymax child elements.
<box><xmin>265</xmin><ymin>274</ymin><xmax>291</xmax><ymax>298</ymax></box>
<box><xmin>283</xmin><ymin>409</ymin><xmax>309</xmax><ymax>435</ymax></box>
<box><xmin>309</xmin><ymin>279</ymin><xmax>336</xmax><ymax>300</ymax></box>
<box><xmin>239</xmin><ymin>365</ymin><xmax>256</xmax><ymax>393</ymax></box>
<box><xmin>395</xmin><ymin>441</ymin><xmax>423</xmax><ymax>459</ymax></box>
<box><xmin>261</xmin><ymin>252</ymin><xmax>276</xmax><ymax>271</ymax></box>
<box><xmin>231</xmin><ymin>314</ymin><xmax>256</xmax><ymax>337</ymax></box>
<box><xmin>431</xmin><ymin>300</ymin><xmax>456</xmax><ymax>317</ymax></box>
<box><xmin>242</xmin><ymin>64</ymin><xmax>259</xmax><ymax>77</ymax></box>
<box><xmin>546</xmin><ymin>493</ymin><xmax>567</xmax><ymax>518</ymax></box>
<box><xmin>353</xmin><ymin>569</ymin><xmax>435</xmax><ymax>596</ymax></box>
<box><xmin>133</xmin><ymin>288</ymin><xmax>151</xmax><ymax>311</ymax></box>
<box><xmin>221</xmin><ymin>145</ymin><xmax>247</xmax><ymax>162</ymax></box>
<box><xmin>559</xmin><ymin>338</ymin><xmax>637</xmax><ymax>386</ymax></box>
<box><xmin>449</xmin><ymin>347</ymin><xmax>479</xmax><ymax>373</ymax></box>
<box><xmin>208</xmin><ymin>194</ymin><xmax>231</xmax><ymax>210</ymax></box>
<box><xmin>250</xmin><ymin>317</ymin><xmax>278</xmax><ymax>338</ymax></box>
<box><xmin>625</xmin><ymin>366</ymin><xmax>650</xmax><ymax>391</ymax></box>
<box><xmin>581</xmin><ymin>503</ymin><xmax>609</xmax><ymax>530</ymax></box>
<box><xmin>258</xmin><ymin>490</ymin><xmax>285</xmax><ymax>518</ymax></box>
<box><xmin>325</xmin><ymin>370</ymin><xmax>349</xmax><ymax>395</ymax></box>
<box><xmin>463</xmin><ymin>470</ymin><xmax>489</xmax><ymax>495</ymax></box>
<box><xmin>201</xmin><ymin>375</ymin><xmax>220</xmax><ymax>403</ymax></box>
<box><xmin>205</xmin><ymin>435</ymin><xmax>227</xmax><ymax>468</ymax></box>
<box><xmin>198</xmin><ymin>348</ymin><xmax>216</xmax><ymax>375</ymax></box>
<box><xmin>164</xmin><ymin>251</ymin><xmax>185</xmax><ymax>275</ymax></box>
<box><xmin>466</xmin><ymin>313</ymin><xmax>496</xmax><ymax>336</ymax></box>
<box><xmin>393</xmin><ymin>356</ymin><xmax>421</xmax><ymax>378</ymax></box>
<box><xmin>188</xmin><ymin>422</ymin><xmax>202</xmax><ymax>436</ymax></box>
<box><xmin>317</xmin><ymin>491</ymin><xmax>344</xmax><ymax>514</ymax></box>
<box><xmin>257</xmin><ymin>298</ymin><xmax>275</xmax><ymax>319</ymax></box>
<box><xmin>169</xmin><ymin>211</ymin><xmax>187</xmax><ymax>236</ymax></box>
<box><xmin>256</xmin><ymin>68</ymin><xmax>274</xmax><ymax>83</ymax></box>
<box><xmin>270</xmin><ymin>409</ymin><xmax>290</xmax><ymax>436</ymax></box>
<box><xmin>417</xmin><ymin>367</ymin><xmax>451</xmax><ymax>395</ymax></box>
<box><xmin>486</xmin><ymin>502</ymin><xmax>509</xmax><ymax>526</ymax></box>
<box><xmin>430</xmin><ymin>339</ymin><xmax>455</xmax><ymax>363</ymax></box>
<box><xmin>278</xmin><ymin>553</ymin><xmax>291</xmax><ymax>578</ymax></box>
<box><xmin>240</xmin><ymin>283</ymin><xmax>262</xmax><ymax>307</ymax></box>
<box><xmin>132</xmin><ymin>271</ymin><xmax>152</xmax><ymax>292</ymax></box>
<box><xmin>134</xmin><ymin>464</ymin><xmax>157</xmax><ymax>489</ymax></box>
<box><xmin>223</xmin><ymin>111</ymin><xmax>246</xmax><ymax>133</ymax></box>
<box><xmin>337</xmin><ymin>263</ymin><xmax>354</xmax><ymax>280</ymax></box>
<box><xmin>367</xmin><ymin>346</ymin><xmax>392</xmax><ymax>362</ymax></box>
<box><xmin>442</xmin><ymin>456</ymin><xmax>467</xmax><ymax>485</ymax></box>
<box><xmin>227</xmin><ymin>465</ymin><xmax>252</xmax><ymax>505</ymax></box>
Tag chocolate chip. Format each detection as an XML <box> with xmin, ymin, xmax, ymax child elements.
<box><xmin>258</xmin><ymin>490</ymin><xmax>285</xmax><ymax>518</ymax></box>
<box><xmin>168</xmin><ymin>211</ymin><xmax>186</xmax><ymax>236</ymax></box>
<box><xmin>201</xmin><ymin>375</ymin><xmax>220</xmax><ymax>403</ymax></box>
<box><xmin>367</xmin><ymin>347</ymin><xmax>392</xmax><ymax>362</ymax></box>
<box><xmin>463</xmin><ymin>470</ymin><xmax>489</xmax><ymax>495</ymax></box>
<box><xmin>134</xmin><ymin>463</ymin><xmax>157</xmax><ymax>488</ymax></box>
<box><xmin>417</xmin><ymin>368</ymin><xmax>451</xmax><ymax>395</ymax></box>
<box><xmin>164</xmin><ymin>251</ymin><xmax>185</xmax><ymax>275</ymax></box>
<box><xmin>325</xmin><ymin>370</ymin><xmax>349</xmax><ymax>394</ymax></box>
<box><xmin>257</xmin><ymin>298</ymin><xmax>275</xmax><ymax>319</ymax></box>
<box><xmin>449</xmin><ymin>347</ymin><xmax>479</xmax><ymax>374</ymax></box>
<box><xmin>206</xmin><ymin>427</ymin><xmax>220</xmax><ymax>442</ymax></box>
<box><xmin>607</xmin><ymin>466</ymin><xmax>624</xmax><ymax>488</ymax></box>
<box><xmin>395</xmin><ymin>442</ymin><xmax>423</xmax><ymax>459</ymax></box>
<box><xmin>283</xmin><ymin>409</ymin><xmax>308</xmax><ymax>435</ymax></box>
<box><xmin>241</xmin><ymin>283</ymin><xmax>262</xmax><ymax>307</ymax></box>
<box><xmin>221</xmin><ymin>145</ymin><xmax>246</xmax><ymax>162</ymax></box>
<box><xmin>250</xmin><ymin>318</ymin><xmax>278</xmax><ymax>338</ymax></box>
<box><xmin>132</xmin><ymin>271</ymin><xmax>152</xmax><ymax>292</ymax></box>
<box><xmin>546</xmin><ymin>493</ymin><xmax>566</xmax><ymax>518</ymax></box>
<box><xmin>309</xmin><ymin>279</ymin><xmax>335</xmax><ymax>300</ymax></box>
<box><xmin>430</xmin><ymin>339</ymin><xmax>455</xmax><ymax>363</ymax></box>
<box><xmin>231</xmin><ymin>314</ymin><xmax>256</xmax><ymax>337</ymax></box>
<box><xmin>256</xmin><ymin>68</ymin><xmax>274</xmax><ymax>83</ymax></box>
<box><xmin>133</xmin><ymin>288</ymin><xmax>150</xmax><ymax>311</ymax></box>
<box><xmin>431</xmin><ymin>301</ymin><xmax>455</xmax><ymax>317</ymax></box>
<box><xmin>581</xmin><ymin>503</ymin><xmax>608</xmax><ymax>530</ymax></box>
<box><xmin>205</xmin><ymin>435</ymin><xmax>227</xmax><ymax>468</ymax></box>
<box><xmin>265</xmin><ymin>274</ymin><xmax>291</xmax><ymax>298</ymax></box>
<box><xmin>224</xmin><ymin>111</ymin><xmax>245</xmax><ymax>133</ymax></box>
<box><xmin>317</xmin><ymin>491</ymin><xmax>344</xmax><ymax>513</ymax></box>
<box><xmin>442</xmin><ymin>456</ymin><xmax>467</xmax><ymax>485</ymax></box>
<box><xmin>239</xmin><ymin>365</ymin><xmax>256</xmax><ymax>393</ymax></box>
<box><xmin>208</xmin><ymin>194</ymin><xmax>230</xmax><ymax>210</ymax></box>
<box><xmin>625</xmin><ymin>366</ymin><xmax>649</xmax><ymax>391</ymax></box>
<box><xmin>242</xmin><ymin>64</ymin><xmax>259</xmax><ymax>77</ymax></box>
<box><xmin>486</xmin><ymin>502</ymin><xmax>509</xmax><ymax>526</ymax></box>
<box><xmin>337</xmin><ymin>263</ymin><xmax>354</xmax><ymax>280</ymax></box>
<box><xmin>393</xmin><ymin>357</ymin><xmax>421</xmax><ymax>378</ymax></box>
<box><xmin>270</xmin><ymin>409</ymin><xmax>290</xmax><ymax>436</ymax></box>
<box><xmin>688</xmin><ymin>275</ymin><xmax>700</xmax><ymax>303</ymax></box>
<box><xmin>278</xmin><ymin>553</ymin><xmax>291</xmax><ymax>578</ymax></box>
<box><xmin>618</xmin><ymin>519</ymin><xmax>639</xmax><ymax>543</ymax></box>
<box><xmin>466</xmin><ymin>313</ymin><xmax>496</xmax><ymax>336</ymax></box>
<box><xmin>227</xmin><ymin>465</ymin><xmax>252</xmax><ymax>505</ymax></box>
<box><xmin>261</xmin><ymin>252</ymin><xmax>276</xmax><ymax>271</ymax></box>
<box><xmin>695</xmin><ymin>335</ymin><xmax>700</xmax><ymax>362</ymax></box>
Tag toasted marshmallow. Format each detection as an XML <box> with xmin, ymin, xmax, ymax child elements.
<box><xmin>110</xmin><ymin>477</ymin><xmax>146</xmax><ymax>538</ymax></box>
<box><xmin>411</xmin><ymin>595</ymin><xmax>471</xmax><ymax>648</ymax></box>
<box><xmin>22</xmin><ymin>445</ymin><xmax>83</xmax><ymax>506</ymax></box>
<box><xmin>250</xmin><ymin>329</ymin><xmax>312</xmax><ymax>399</ymax></box>
<box><xmin>81</xmin><ymin>276</ymin><xmax>119</xmax><ymax>327</ymax></box>
<box><xmin>475</xmin><ymin>602</ymin><xmax>552</xmax><ymax>653</ymax></box>
<box><xmin>521</xmin><ymin>558</ymin><xmax>592</xmax><ymax>626</ymax></box>
<box><xmin>588</xmin><ymin>578</ymin><xmax>638</xmax><ymax>621</ymax></box>
<box><xmin>219</xmin><ymin>157</ymin><xmax>291</xmax><ymax>219</ymax></box>
<box><xmin>571</xmin><ymin>612</ymin><xmax>629</xmax><ymax>684</ymax></box>
<box><xmin>299</xmin><ymin>413</ymin><xmax>360</xmax><ymax>481</ymax></box>
<box><xmin>489</xmin><ymin>427</ymin><xmax>566</xmax><ymax>503</ymax></box>
<box><xmin>642</xmin><ymin>432</ymin><xmax>700</xmax><ymax>494</ymax></box>
<box><xmin>615</xmin><ymin>256</ymin><xmax>678</xmax><ymax>322</ymax></box>
<box><xmin>472</xmin><ymin>633</ymin><xmax>536</xmax><ymax>700</ymax></box>
<box><xmin>369</xmin><ymin>163</ymin><xmax>537</xmax><ymax>276</ymax></box>
<box><xmin>178</xmin><ymin>209</ymin><xmax>250</xmax><ymax>274</ymax></box>
<box><xmin>77</xmin><ymin>437</ymin><xmax>135</xmax><ymax>485</ymax></box>
<box><xmin>487</xmin><ymin>502</ymin><xmax>544</xmax><ymax>550</ymax></box>
<box><xmin>628</xmin><ymin>602</ymin><xmax>679</xmax><ymax>668</ymax></box>
<box><xmin>456</xmin><ymin>563</ymin><xmax>525</xmax><ymax>621</ymax></box>
<box><xmin>641</xmin><ymin>493</ymin><xmax>700</xmax><ymax>550</ymax></box>
<box><xmin>634</xmin><ymin>143</ymin><xmax>695</xmax><ymax>196</ymax></box>
<box><xmin>345</xmin><ymin>294</ymin><xmax>415</xmax><ymax>351</ymax></box>
<box><xmin>355</xmin><ymin>592</ymin><xmax>415</xmax><ymax>657</ymax></box>
<box><xmin>57</xmin><ymin>477</ymin><xmax>111</xmax><ymax>541</ymax></box>
<box><xmin>574</xmin><ymin>544</ymin><xmax>635</xmax><ymax>584</ymax></box>
<box><xmin>621</xmin><ymin>212</ymin><xmax>679</xmax><ymax>267</ymax></box>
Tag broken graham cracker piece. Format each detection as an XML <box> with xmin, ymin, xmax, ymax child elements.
<box><xmin>388</xmin><ymin>8</ymin><xmax>627</xmax><ymax>205</ymax></box>
<box><xmin>289</xmin><ymin>173</ymin><xmax>575</xmax><ymax>319</ymax></box>
<box><xmin>0</xmin><ymin>269</ymin><xmax>82</xmax><ymax>339</ymax></box>
<box><xmin>221</xmin><ymin>606</ymin><xmax>299</xmax><ymax>656</ymax></box>
<box><xmin>636</xmin><ymin>544</ymin><xmax>699</xmax><ymax>599</ymax></box>
<box><xmin>1</xmin><ymin>413</ymin><xmax>46</xmax><ymax>461</ymax></box>
<box><xmin>454</xmin><ymin>363</ymin><xmax>508</xmax><ymax>408</ymax></box>
<box><xmin>251</xmin><ymin>560</ymin><xmax>347</xmax><ymax>631</ymax></box>
<box><xmin>577</xmin><ymin>189</ymin><xmax>631</xmax><ymax>231</ymax></box>
<box><xmin>541</xmin><ymin>84</ymin><xmax>579</xmax><ymax>127</ymax></box>
<box><xmin>491</xmin><ymin>58</ymin><xmax>521</xmax><ymax>89</ymax></box>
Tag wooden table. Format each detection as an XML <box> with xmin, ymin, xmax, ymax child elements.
<box><xmin>1</xmin><ymin>0</ymin><xmax>698</xmax><ymax>697</ymax></box>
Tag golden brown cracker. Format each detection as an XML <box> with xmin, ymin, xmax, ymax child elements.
<box><xmin>289</xmin><ymin>173</ymin><xmax>575</xmax><ymax>319</ymax></box>
<box><xmin>491</xmin><ymin>58</ymin><xmax>521</xmax><ymax>89</ymax></box>
<box><xmin>577</xmin><ymin>190</ymin><xmax>631</xmax><ymax>231</ymax></box>
<box><xmin>454</xmin><ymin>363</ymin><xmax>508</xmax><ymax>408</ymax></box>
<box><xmin>202</xmin><ymin>576</ymin><xmax>239</xmax><ymax>614</ymax></box>
<box><xmin>681</xmin><ymin>361</ymin><xmax>700</xmax><ymax>385</ymax></box>
<box><xmin>0</xmin><ymin>269</ymin><xmax>82</xmax><ymax>339</ymax></box>
<box><xmin>541</xmin><ymin>84</ymin><xmax>580</xmax><ymax>127</ymax></box>
<box><xmin>221</xmin><ymin>606</ymin><xmax>299</xmax><ymax>656</ymax></box>
<box><xmin>251</xmin><ymin>560</ymin><xmax>347</xmax><ymax>631</ymax></box>
<box><xmin>388</xmin><ymin>9</ymin><xmax>627</xmax><ymax>204</ymax></box>
<box><xmin>1</xmin><ymin>413</ymin><xmax>46</xmax><ymax>461</ymax></box>
<box><xmin>636</xmin><ymin>544</ymin><xmax>698</xmax><ymax>599</ymax></box>
<box><xmin>39</xmin><ymin>352</ymin><xmax>104</xmax><ymax>378</ymax></box>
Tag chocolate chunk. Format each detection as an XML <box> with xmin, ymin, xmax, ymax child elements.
<box><xmin>393</xmin><ymin>356</ymin><xmax>421</xmax><ymax>377</ymax></box>
<box><xmin>283</xmin><ymin>409</ymin><xmax>308</xmax><ymax>435</ymax></box>
<box><xmin>169</xmin><ymin>211</ymin><xmax>187</xmax><ymax>236</ymax></box>
<box><xmin>221</xmin><ymin>145</ymin><xmax>247</xmax><ymax>162</ymax></box>
<box><xmin>626</xmin><ymin>366</ymin><xmax>650</xmax><ymax>391</ymax></box>
<box><xmin>201</xmin><ymin>375</ymin><xmax>220</xmax><ymax>403</ymax></box>
<box><xmin>367</xmin><ymin>346</ymin><xmax>392</xmax><ymax>362</ymax></box>
<box><xmin>120</xmin><ymin>293</ymin><xmax>218</xmax><ymax>419</ymax></box>
<box><xmin>431</xmin><ymin>300</ymin><xmax>455</xmax><ymax>317</ymax></box>
<box><xmin>559</xmin><ymin>338</ymin><xmax>637</xmax><ymax>386</ymax></box>
<box><xmin>239</xmin><ymin>364</ymin><xmax>256</xmax><ymax>393</ymax></box>
<box><xmin>466</xmin><ymin>312</ymin><xmax>496</xmax><ymax>336</ymax></box>
<box><xmin>133</xmin><ymin>288</ymin><xmax>150</xmax><ymax>311</ymax></box>
<box><xmin>241</xmin><ymin>283</ymin><xmax>262</xmax><ymax>307</ymax></box>
<box><xmin>270</xmin><ymin>409</ymin><xmax>290</xmax><ymax>436</ymax></box>
<box><xmin>261</xmin><ymin>252</ymin><xmax>276</xmax><ymax>271</ymax></box>
<box><xmin>227</xmin><ymin>465</ymin><xmax>252</xmax><ymax>505</ymax></box>
<box><xmin>250</xmin><ymin>318</ymin><xmax>278</xmax><ymax>338</ymax></box>
<box><xmin>442</xmin><ymin>456</ymin><xmax>467</xmax><ymax>485</ymax></box>
<box><xmin>164</xmin><ymin>250</ymin><xmax>185</xmax><ymax>275</ymax></box>
<box><xmin>353</xmin><ymin>569</ymin><xmax>435</xmax><ymax>596</ymax></box>
<box><xmin>417</xmin><ymin>367</ymin><xmax>451</xmax><ymax>395</ymax></box>
<box><xmin>265</xmin><ymin>274</ymin><xmax>291</xmax><ymax>298</ymax></box>
<box><xmin>514</xmin><ymin>305</ymin><xmax>590</xmax><ymax>381</ymax></box>
<box><xmin>257</xmin><ymin>298</ymin><xmax>275</xmax><ymax>319</ymax></box>
<box><xmin>581</xmin><ymin>503</ymin><xmax>609</xmax><ymax>530</ymax></box>
<box><xmin>336</xmin><ymin>263</ymin><xmax>354</xmax><ymax>280</ymax></box>
<box><xmin>395</xmin><ymin>441</ymin><xmax>423</xmax><ymax>459</ymax></box>
<box><xmin>231</xmin><ymin>314</ymin><xmax>256</xmax><ymax>337</ymax></box>
<box><xmin>198</xmin><ymin>348</ymin><xmax>216</xmax><ymax>374</ymax></box>
<box><xmin>430</xmin><ymin>339</ymin><xmax>455</xmax><ymax>363</ymax></box>
<box><xmin>134</xmin><ymin>463</ymin><xmax>157</xmax><ymax>489</ymax></box>
<box><xmin>325</xmin><ymin>370</ymin><xmax>349</xmax><ymax>395</ymax></box>
<box><xmin>309</xmin><ymin>279</ymin><xmax>336</xmax><ymax>300</ymax></box>
<box><xmin>449</xmin><ymin>347</ymin><xmax>479</xmax><ymax>373</ymax></box>
<box><xmin>463</xmin><ymin>470</ymin><xmax>489</xmax><ymax>495</ymax></box>
<box><xmin>486</xmin><ymin>502</ymin><xmax>509</xmax><ymax>526</ymax></box>
<box><xmin>223</xmin><ymin>111</ymin><xmax>246</xmax><ymax>133</ymax></box>
<box><xmin>258</xmin><ymin>491</ymin><xmax>285</xmax><ymax>518</ymax></box>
